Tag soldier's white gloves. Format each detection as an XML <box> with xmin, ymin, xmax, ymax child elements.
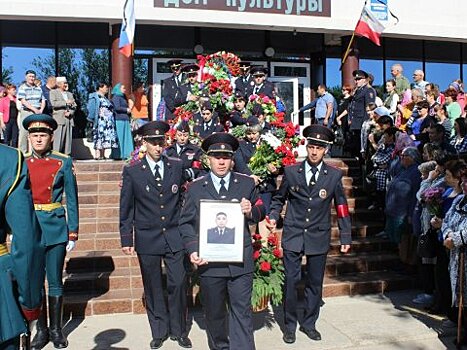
<box><xmin>66</xmin><ymin>241</ymin><xmax>76</xmax><ymax>252</ymax></box>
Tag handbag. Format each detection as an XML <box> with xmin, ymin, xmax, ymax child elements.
<box><xmin>417</xmin><ymin>228</ymin><xmax>437</xmax><ymax>258</ymax></box>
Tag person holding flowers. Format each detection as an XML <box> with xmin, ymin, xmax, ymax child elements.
<box><xmin>234</xmin><ymin>117</ymin><xmax>278</xmax><ymax>212</ymax></box>
<box><xmin>266</xmin><ymin>125</ymin><xmax>352</xmax><ymax>344</ymax></box>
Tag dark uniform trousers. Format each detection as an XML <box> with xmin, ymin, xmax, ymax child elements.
<box><xmin>120</xmin><ymin>155</ymin><xmax>189</xmax><ymax>340</ymax></box>
<box><xmin>138</xmin><ymin>248</ymin><xmax>187</xmax><ymax>339</ymax></box>
<box><xmin>268</xmin><ymin>161</ymin><xmax>352</xmax><ymax>333</ymax></box>
<box><xmin>180</xmin><ymin>172</ymin><xmax>266</xmax><ymax>350</ymax></box>
<box><xmin>283</xmin><ymin>250</ymin><xmax>327</xmax><ymax>331</ymax></box>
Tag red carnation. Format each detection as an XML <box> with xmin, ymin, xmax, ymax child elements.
<box><xmin>253</xmin><ymin>241</ymin><xmax>262</xmax><ymax>250</ymax></box>
<box><xmin>253</xmin><ymin>234</ymin><xmax>262</xmax><ymax>241</ymax></box>
<box><xmin>267</xmin><ymin>235</ymin><xmax>278</xmax><ymax>246</ymax></box>
<box><xmin>273</xmin><ymin>248</ymin><xmax>283</xmax><ymax>258</ymax></box>
<box><xmin>260</xmin><ymin>261</ymin><xmax>271</xmax><ymax>272</ymax></box>
<box><xmin>253</xmin><ymin>250</ymin><xmax>261</xmax><ymax>260</ymax></box>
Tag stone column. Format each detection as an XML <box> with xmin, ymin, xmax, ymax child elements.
<box><xmin>111</xmin><ymin>24</ymin><xmax>133</xmax><ymax>92</ymax></box>
<box><xmin>341</xmin><ymin>36</ymin><xmax>359</xmax><ymax>87</ymax></box>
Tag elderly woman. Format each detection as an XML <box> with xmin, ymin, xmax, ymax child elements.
<box><xmin>384</xmin><ymin>147</ymin><xmax>422</xmax><ymax>267</ymax></box>
<box><xmin>442</xmin><ymin>164</ymin><xmax>467</xmax><ymax>336</ymax></box>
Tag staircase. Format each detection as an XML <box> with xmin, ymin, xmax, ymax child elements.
<box><xmin>64</xmin><ymin>158</ymin><xmax>414</xmax><ymax>317</ymax></box>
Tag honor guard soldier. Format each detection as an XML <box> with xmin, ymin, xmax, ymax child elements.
<box><xmin>180</xmin><ymin>64</ymin><xmax>201</xmax><ymax>103</ymax></box>
<box><xmin>162</xmin><ymin>59</ymin><xmax>185</xmax><ymax>120</ymax></box>
<box><xmin>234</xmin><ymin>61</ymin><xmax>253</xmax><ymax>98</ymax></box>
<box><xmin>347</xmin><ymin>69</ymin><xmax>376</xmax><ymax>158</ymax></box>
<box><xmin>193</xmin><ymin>102</ymin><xmax>224</xmax><ymax>140</ymax></box>
<box><xmin>22</xmin><ymin>114</ymin><xmax>79</xmax><ymax>350</ymax></box>
<box><xmin>119</xmin><ymin>121</ymin><xmax>192</xmax><ymax>349</ymax></box>
<box><xmin>179</xmin><ymin>133</ymin><xmax>266</xmax><ymax>350</ymax></box>
<box><xmin>267</xmin><ymin>125</ymin><xmax>352</xmax><ymax>344</ymax></box>
<box><xmin>0</xmin><ymin>144</ymin><xmax>45</xmax><ymax>350</ymax></box>
<box><xmin>164</xmin><ymin>121</ymin><xmax>205</xmax><ymax>181</ymax></box>
<box><xmin>247</xmin><ymin>66</ymin><xmax>275</xmax><ymax>99</ymax></box>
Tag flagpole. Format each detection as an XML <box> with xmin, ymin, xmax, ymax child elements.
<box><xmin>341</xmin><ymin>31</ymin><xmax>356</xmax><ymax>67</ymax></box>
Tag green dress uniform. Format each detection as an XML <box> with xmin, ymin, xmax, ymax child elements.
<box><xmin>0</xmin><ymin>144</ymin><xmax>45</xmax><ymax>350</ymax></box>
<box><xmin>22</xmin><ymin>114</ymin><xmax>79</xmax><ymax>350</ymax></box>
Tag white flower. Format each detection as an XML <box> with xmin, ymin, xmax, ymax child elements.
<box><xmin>261</xmin><ymin>132</ymin><xmax>282</xmax><ymax>150</ymax></box>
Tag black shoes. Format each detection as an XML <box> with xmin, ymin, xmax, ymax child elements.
<box><xmin>282</xmin><ymin>331</ymin><xmax>296</xmax><ymax>344</ymax></box>
<box><xmin>299</xmin><ymin>326</ymin><xmax>322</xmax><ymax>341</ymax></box>
<box><xmin>150</xmin><ymin>335</ymin><xmax>168</xmax><ymax>349</ymax></box>
<box><xmin>31</xmin><ymin>297</ymin><xmax>49</xmax><ymax>350</ymax></box>
<box><xmin>170</xmin><ymin>335</ymin><xmax>193</xmax><ymax>348</ymax></box>
<box><xmin>48</xmin><ymin>296</ymin><xmax>68</xmax><ymax>349</ymax></box>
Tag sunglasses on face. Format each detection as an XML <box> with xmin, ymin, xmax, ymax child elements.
<box><xmin>187</xmin><ymin>73</ymin><xmax>197</xmax><ymax>78</ymax></box>
<box><xmin>354</xmin><ymin>77</ymin><xmax>364</xmax><ymax>81</ymax></box>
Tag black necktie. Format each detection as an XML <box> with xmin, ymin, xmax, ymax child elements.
<box><xmin>154</xmin><ymin>164</ymin><xmax>162</xmax><ymax>187</ymax></box>
<box><xmin>219</xmin><ymin>229</ymin><xmax>224</xmax><ymax>236</ymax></box>
<box><xmin>219</xmin><ymin>179</ymin><xmax>228</xmax><ymax>198</ymax></box>
<box><xmin>204</xmin><ymin>123</ymin><xmax>209</xmax><ymax>131</ymax></box>
<box><xmin>178</xmin><ymin>146</ymin><xmax>184</xmax><ymax>156</ymax></box>
<box><xmin>309</xmin><ymin>166</ymin><xmax>318</xmax><ymax>187</ymax></box>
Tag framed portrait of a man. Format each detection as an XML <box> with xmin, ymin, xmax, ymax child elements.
<box><xmin>199</xmin><ymin>200</ymin><xmax>244</xmax><ymax>262</ymax></box>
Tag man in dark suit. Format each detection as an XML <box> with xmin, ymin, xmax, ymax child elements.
<box><xmin>165</xmin><ymin>121</ymin><xmax>205</xmax><ymax>181</ymax></box>
<box><xmin>235</xmin><ymin>61</ymin><xmax>254</xmax><ymax>98</ymax></box>
<box><xmin>179</xmin><ymin>133</ymin><xmax>266</xmax><ymax>350</ymax></box>
<box><xmin>193</xmin><ymin>102</ymin><xmax>224</xmax><ymax>140</ymax></box>
<box><xmin>347</xmin><ymin>69</ymin><xmax>376</xmax><ymax>158</ymax></box>
<box><xmin>267</xmin><ymin>125</ymin><xmax>352</xmax><ymax>344</ymax></box>
<box><xmin>207</xmin><ymin>212</ymin><xmax>236</xmax><ymax>244</ymax></box>
<box><xmin>119</xmin><ymin>121</ymin><xmax>192</xmax><ymax>349</ymax></box>
<box><xmin>247</xmin><ymin>66</ymin><xmax>275</xmax><ymax>99</ymax></box>
<box><xmin>162</xmin><ymin>59</ymin><xmax>185</xmax><ymax>121</ymax></box>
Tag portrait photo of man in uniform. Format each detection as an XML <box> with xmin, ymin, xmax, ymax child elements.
<box><xmin>207</xmin><ymin>212</ymin><xmax>235</xmax><ymax>244</ymax></box>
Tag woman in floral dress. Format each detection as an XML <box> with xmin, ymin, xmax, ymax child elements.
<box><xmin>92</xmin><ymin>83</ymin><xmax>119</xmax><ymax>160</ymax></box>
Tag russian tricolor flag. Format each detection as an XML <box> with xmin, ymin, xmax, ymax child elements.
<box><xmin>354</xmin><ymin>0</ymin><xmax>398</xmax><ymax>46</ymax></box>
<box><xmin>119</xmin><ymin>0</ymin><xmax>135</xmax><ymax>57</ymax></box>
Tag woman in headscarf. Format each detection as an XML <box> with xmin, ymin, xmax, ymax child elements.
<box><xmin>111</xmin><ymin>83</ymin><xmax>134</xmax><ymax>159</ymax></box>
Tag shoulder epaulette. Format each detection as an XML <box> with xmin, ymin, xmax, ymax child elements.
<box><xmin>51</xmin><ymin>150</ymin><xmax>69</xmax><ymax>158</ymax></box>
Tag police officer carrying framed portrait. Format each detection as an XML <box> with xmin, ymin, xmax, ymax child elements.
<box><xmin>179</xmin><ymin>133</ymin><xmax>266</xmax><ymax>350</ymax></box>
<box><xmin>119</xmin><ymin>121</ymin><xmax>192</xmax><ymax>349</ymax></box>
<box><xmin>267</xmin><ymin>125</ymin><xmax>352</xmax><ymax>345</ymax></box>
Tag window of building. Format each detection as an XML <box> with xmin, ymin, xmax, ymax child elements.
<box><xmin>2</xmin><ymin>47</ymin><xmax>55</xmax><ymax>85</ymax></box>
<box><xmin>325</xmin><ymin>57</ymin><xmax>341</xmax><ymax>89</ymax></box>
<box><xmin>425</xmin><ymin>63</ymin><xmax>460</xmax><ymax>90</ymax></box>
<box><xmin>360</xmin><ymin>58</ymin><xmax>383</xmax><ymax>87</ymax></box>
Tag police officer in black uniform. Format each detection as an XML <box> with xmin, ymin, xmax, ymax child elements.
<box><xmin>267</xmin><ymin>125</ymin><xmax>352</xmax><ymax>345</ymax></box>
<box><xmin>247</xmin><ymin>66</ymin><xmax>275</xmax><ymax>99</ymax></box>
<box><xmin>165</xmin><ymin>121</ymin><xmax>205</xmax><ymax>181</ymax></box>
<box><xmin>180</xmin><ymin>64</ymin><xmax>201</xmax><ymax>103</ymax></box>
<box><xmin>119</xmin><ymin>121</ymin><xmax>192</xmax><ymax>349</ymax></box>
<box><xmin>235</xmin><ymin>61</ymin><xmax>253</xmax><ymax>98</ymax></box>
<box><xmin>162</xmin><ymin>59</ymin><xmax>185</xmax><ymax>120</ymax></box>
<box><xmin>193</xmin><ymin>102</ymin><xmax>224</xmax><ymax>140</ymax></box>
<box><xmin>347</xmin><ymin>69</ymin><xmax>376</xmax><ymax>158</ymax></box>
<box><xmin>179</xmin><ymin>133</ymin><xmax>266</xmax><ymax>350</ymax></box>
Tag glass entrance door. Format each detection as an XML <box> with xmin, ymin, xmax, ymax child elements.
<box><xmin>270</xmin><ymin>62</ymin><xmax>311</xmax><ymax>127</ymax></box>
<box><xmin>268</xmin><ymin>77</ymin><xmax>299</xmax><ymax>125</ymax></box>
